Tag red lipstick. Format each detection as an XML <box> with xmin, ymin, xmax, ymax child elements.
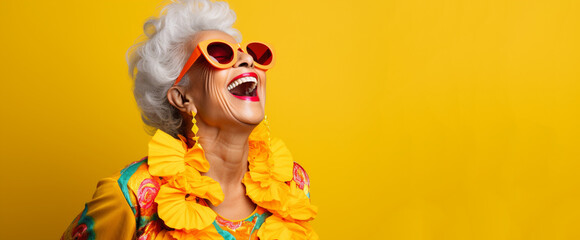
<box><xmin>227</xmin><ymin>72</ymin><xmax>259</xmax><ymax>102</ymax></box>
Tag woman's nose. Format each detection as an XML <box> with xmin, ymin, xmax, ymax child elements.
<box><xmin>234</xmin><ymin>50</ymin><xmax>254</xmax><ymax>68</ymax></box>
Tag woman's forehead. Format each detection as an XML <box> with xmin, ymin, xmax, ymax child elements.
<box><xmin>192</xmin><ymin>30</ymin><xmax>237</xmax><ymax>45</ymax></box>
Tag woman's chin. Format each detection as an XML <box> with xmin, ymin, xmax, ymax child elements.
<box><xmin>233</xmin><ymin>111</ymin><xmax>264</xmax><ymax>127</ymax></box>
<box><xmin>227</xmin><ymin>99</ymin><xmax>265</xmax><ymax>127</ymax></box>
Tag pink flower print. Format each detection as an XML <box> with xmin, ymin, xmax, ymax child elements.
<box><xmin>138</xmin><ymin>178</ymin><xmax>160</xmax><ymax>211</ymax></box>
<box><xmin>72</xmin><ymin>224</ymin><xmax>88</xmax><ymax>240</ymax></box>
<box><xmin>216</xmin><ymin>216</ymin><xmax>243</xmax><ymax>231</ymax></box>
<box><xmin>293</xmin><ymin>163</ymin><xmax>309</xmax><ymax>190</ymax></box>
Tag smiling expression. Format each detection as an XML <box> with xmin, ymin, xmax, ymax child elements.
<box><xmin>185</xmin><ymin>30</ymin><xmax>267</xmax><ymax>128</ymax></box>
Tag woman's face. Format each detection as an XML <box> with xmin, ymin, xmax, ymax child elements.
<box><xmin>186</xmin><ymin>30</ymin><xmax>267</xmax><ymax>128</ymax></box>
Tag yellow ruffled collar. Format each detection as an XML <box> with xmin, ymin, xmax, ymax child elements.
<box><xmin>147</xmin><ymin>119</ymin><xmax>318</xmax><ymax>239</ymax></box>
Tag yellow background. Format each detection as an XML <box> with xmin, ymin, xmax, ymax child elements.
<box><xmin>0</xmin><ymin>0</ymin><xmax>579</xmax><ymax>239</ymax></box>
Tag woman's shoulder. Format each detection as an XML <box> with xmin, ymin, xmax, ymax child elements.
<box><xmin>117</xmin><ymin>157</ymin><xmax>154</xmax><ymax>191</ymax></box>
<box><xmin>114</xmin><ymin>157</ymin><xmax>161</xmax><ymax>213</ymax></box>
<box><xmin>61</xmin><ymin>157</ymin><xmax>152</xmax><ymax>240</ymax></box>
<box><xmin>114</xmin><ymin>157</ymin><xmax>165</xmax><ymax>234</ymax></box>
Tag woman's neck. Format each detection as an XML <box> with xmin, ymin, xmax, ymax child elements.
<box><xmin>182</xmin><ymin>118</ymin><xmax>255</xmax><ymax>186</ymax></box>
<box><xmin>179</xmin><ymin>116</ymin><xmax>259</xmax><ymax>220</ymax></box>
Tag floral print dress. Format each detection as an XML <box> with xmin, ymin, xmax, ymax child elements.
<box><xmin>61</xmin><ymin>158</ymin><xmax>311</xmax><ymax>240</ymax></box>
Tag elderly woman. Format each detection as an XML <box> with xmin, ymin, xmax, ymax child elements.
<box><xmin>61</xmin><ymin>0</ymin><xmax>317</xmax><ymax>239</ymax></box>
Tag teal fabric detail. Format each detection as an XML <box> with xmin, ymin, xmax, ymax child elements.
<box><xmin>80</xmin><ymin>203</ymin><xmax>88</xmax><ymax>217</ymax></box>
<box><xmin>250</xmin><ymin>211</ymin><xmax>272</xmax><ymax>237</ymax></box>
<box><xmin>117</xmin><ymin>159</ymin><xmax>146</xmax><ymax>215</ymax></box>
<box><xmin>138</xmin><ymin>213</ymin><xmax>159</xmax><ymax>230</ymax></box>
<box><xmin>213</xmin><ymin>221</ymin><xmax>236</xmax><ymax>240</ymax></box>
<box><xmin>211</xmin><ymin>210</ymin><xmax>272</xmax><ymax>239</ymax></box>
<box><xmin>246</xmin><ymin>214</ymin><xmax>257</xmax><ymax>222</ymax></box>
<box><xmin>78</xmin><ymin>203</ymin><xmax>96</xmax><ymax>240</ymax></box>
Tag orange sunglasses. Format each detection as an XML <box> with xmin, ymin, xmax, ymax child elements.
<box><xmin>174</xmin><ymin>39</ymin><xmax>275</xmax><ymax>86</ymax></box>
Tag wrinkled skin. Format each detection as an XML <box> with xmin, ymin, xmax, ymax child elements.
<box><xmin>171</xmin><ymin>30</ymin><xmax>266</xmax><ymax>130</ymax></box>
<box><xmin>167</xmin><ymin>30</ymin><xmax>267</xmax><ymax>220</ymax></box>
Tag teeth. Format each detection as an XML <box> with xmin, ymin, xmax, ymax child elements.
<box><xmin>227</xmin><ymin>76</ymin><xmax>257</xmax><ymax>91</ymax></box>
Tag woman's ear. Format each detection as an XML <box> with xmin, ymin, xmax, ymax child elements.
<box><xmin>167</xmin><ymin>86</ymin><xmax>197</xmax><ymax>114</ymax></box>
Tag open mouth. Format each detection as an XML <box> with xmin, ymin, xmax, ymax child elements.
<box><xmin>227</xmin><ymin>72</ymin><xmax>259</xmax><ymax>101</ymax></box>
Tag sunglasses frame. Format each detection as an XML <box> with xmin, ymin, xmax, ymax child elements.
<box><xmin>174</xmin><ymin>39</ymin><xmax>275</xmax><ymax>86</ymax></box>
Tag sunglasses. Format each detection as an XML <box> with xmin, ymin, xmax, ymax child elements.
<box><xmin>174</xmin><ymin>39</ymin><xmax>275</xmax><ymax>86</ymax></box>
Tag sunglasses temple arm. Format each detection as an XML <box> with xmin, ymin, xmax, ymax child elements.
<box><xmin>174</xmin><ymin>47</ymin><xmax>203</xmax><ymax>86</ymax></box>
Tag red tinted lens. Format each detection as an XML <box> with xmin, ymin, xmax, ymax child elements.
<box><xmin>246</xmin><ymin>43</ymin><xmax>273</xmax><ymax>66</ymax></box>
<box><xmin>207</xmin><ymin>42</ymin><xmax>234</xmax><ymax>64</ymax></box>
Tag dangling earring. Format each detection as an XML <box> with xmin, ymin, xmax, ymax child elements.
<box><xmin>249</xmin><ymin>115</ymin><xmax>272</xmax><ymax>144</ymax></box>
<box><xmin>263</xmin><ymin>115</ymin><xmax>272</xmax><ymax>147</ymax></box>
<box><xmin>191</xmin><ymin>111</ymin><xmax>200</xmax><ymax>145</ymax></box>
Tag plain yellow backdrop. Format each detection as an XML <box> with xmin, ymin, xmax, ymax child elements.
<box><xmin>1</xmin><ymin>0</ymin><xmax>579</xmax><ymax>239</ymax></box>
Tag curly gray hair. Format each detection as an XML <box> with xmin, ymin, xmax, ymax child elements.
<box><xmin>127</xmin><ymin>0</ymin><xmax>241</xmax><ymax>136</ymax></box>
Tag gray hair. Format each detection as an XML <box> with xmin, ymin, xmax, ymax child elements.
<box><xmin>127</xmin><ymin>0</ymin><xmax>241</xmax><ymax>136</ymax></box>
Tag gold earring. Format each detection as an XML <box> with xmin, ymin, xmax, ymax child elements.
<box><xmin>191</xmin><ymin>111</ymin><xmax>200</xmax><ymax>144</ymax></box>
<box><xmin>263</xmin><ymin>115</ymin><xmax>272</xmax><ymax>146</ymax></box>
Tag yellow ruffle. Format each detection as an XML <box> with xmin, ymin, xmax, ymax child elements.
<box><xmin>168</xmin><ymin>224</ymin><xmax>222</xmax><ymax>240</ymax></box>
<box><xmin>148</xmin><ymin>118</ymin><xmax>317</xmax><ymax>239</ymax></box>
<box><xmin>155</xmin><ymin>183</ymin><xmax>216</xmax><ymax>230</ymax></box>
<box><xmin>154</xmin><ymin>164</ymin><xmax>224</xmax><ymax>231</ymax></box>
<box><xmin>151</xmin><ymin>229</ymin><xmax>177</xmax><ymax>240</ymax></box>
<box><xmin>248</xmin><ymin>139</ymin><xmax>294</xmax><ymax>182</ymax></box>
<box><xmin>148</xmin><ymin>130</ymin><xmax>210</xmax><ymax>177</ymax></box>
<box><xmin>256</xmin><ymin>215</ymin><xmax>318</xmax><ymax>240</ymax></box>
<box><xmin>243</xmin><ymin>138</ymin><xmax>294</xmax><ymax>210</ymax></box>
<box><xmin>243</xmin><ymin>172</ymin><xmax>290</xmax><ymax>210</ymax></box>
<box><xmin>182</xmin><ymin>167</ymin><xmax>224</xmax><ymax>205</ymax></box>
<box><xmin>275</xmin><ymin>182</ymin><xmax>318</xmax><ymax>221</ymax></box>
<box><xmin>248</xmin><ymin>118</ymin><xmax>271</xmax><ymax>144</ymax></box>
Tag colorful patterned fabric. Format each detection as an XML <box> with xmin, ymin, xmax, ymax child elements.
<box><xmin>61</xmin><ymin>158</ymin><xmax>310</xmax><ymax>240</ymax></box>
<box><xmin>213</xmin><ymin>206</ymin><xmax>271</xmax><ymax>240</ymax></box>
